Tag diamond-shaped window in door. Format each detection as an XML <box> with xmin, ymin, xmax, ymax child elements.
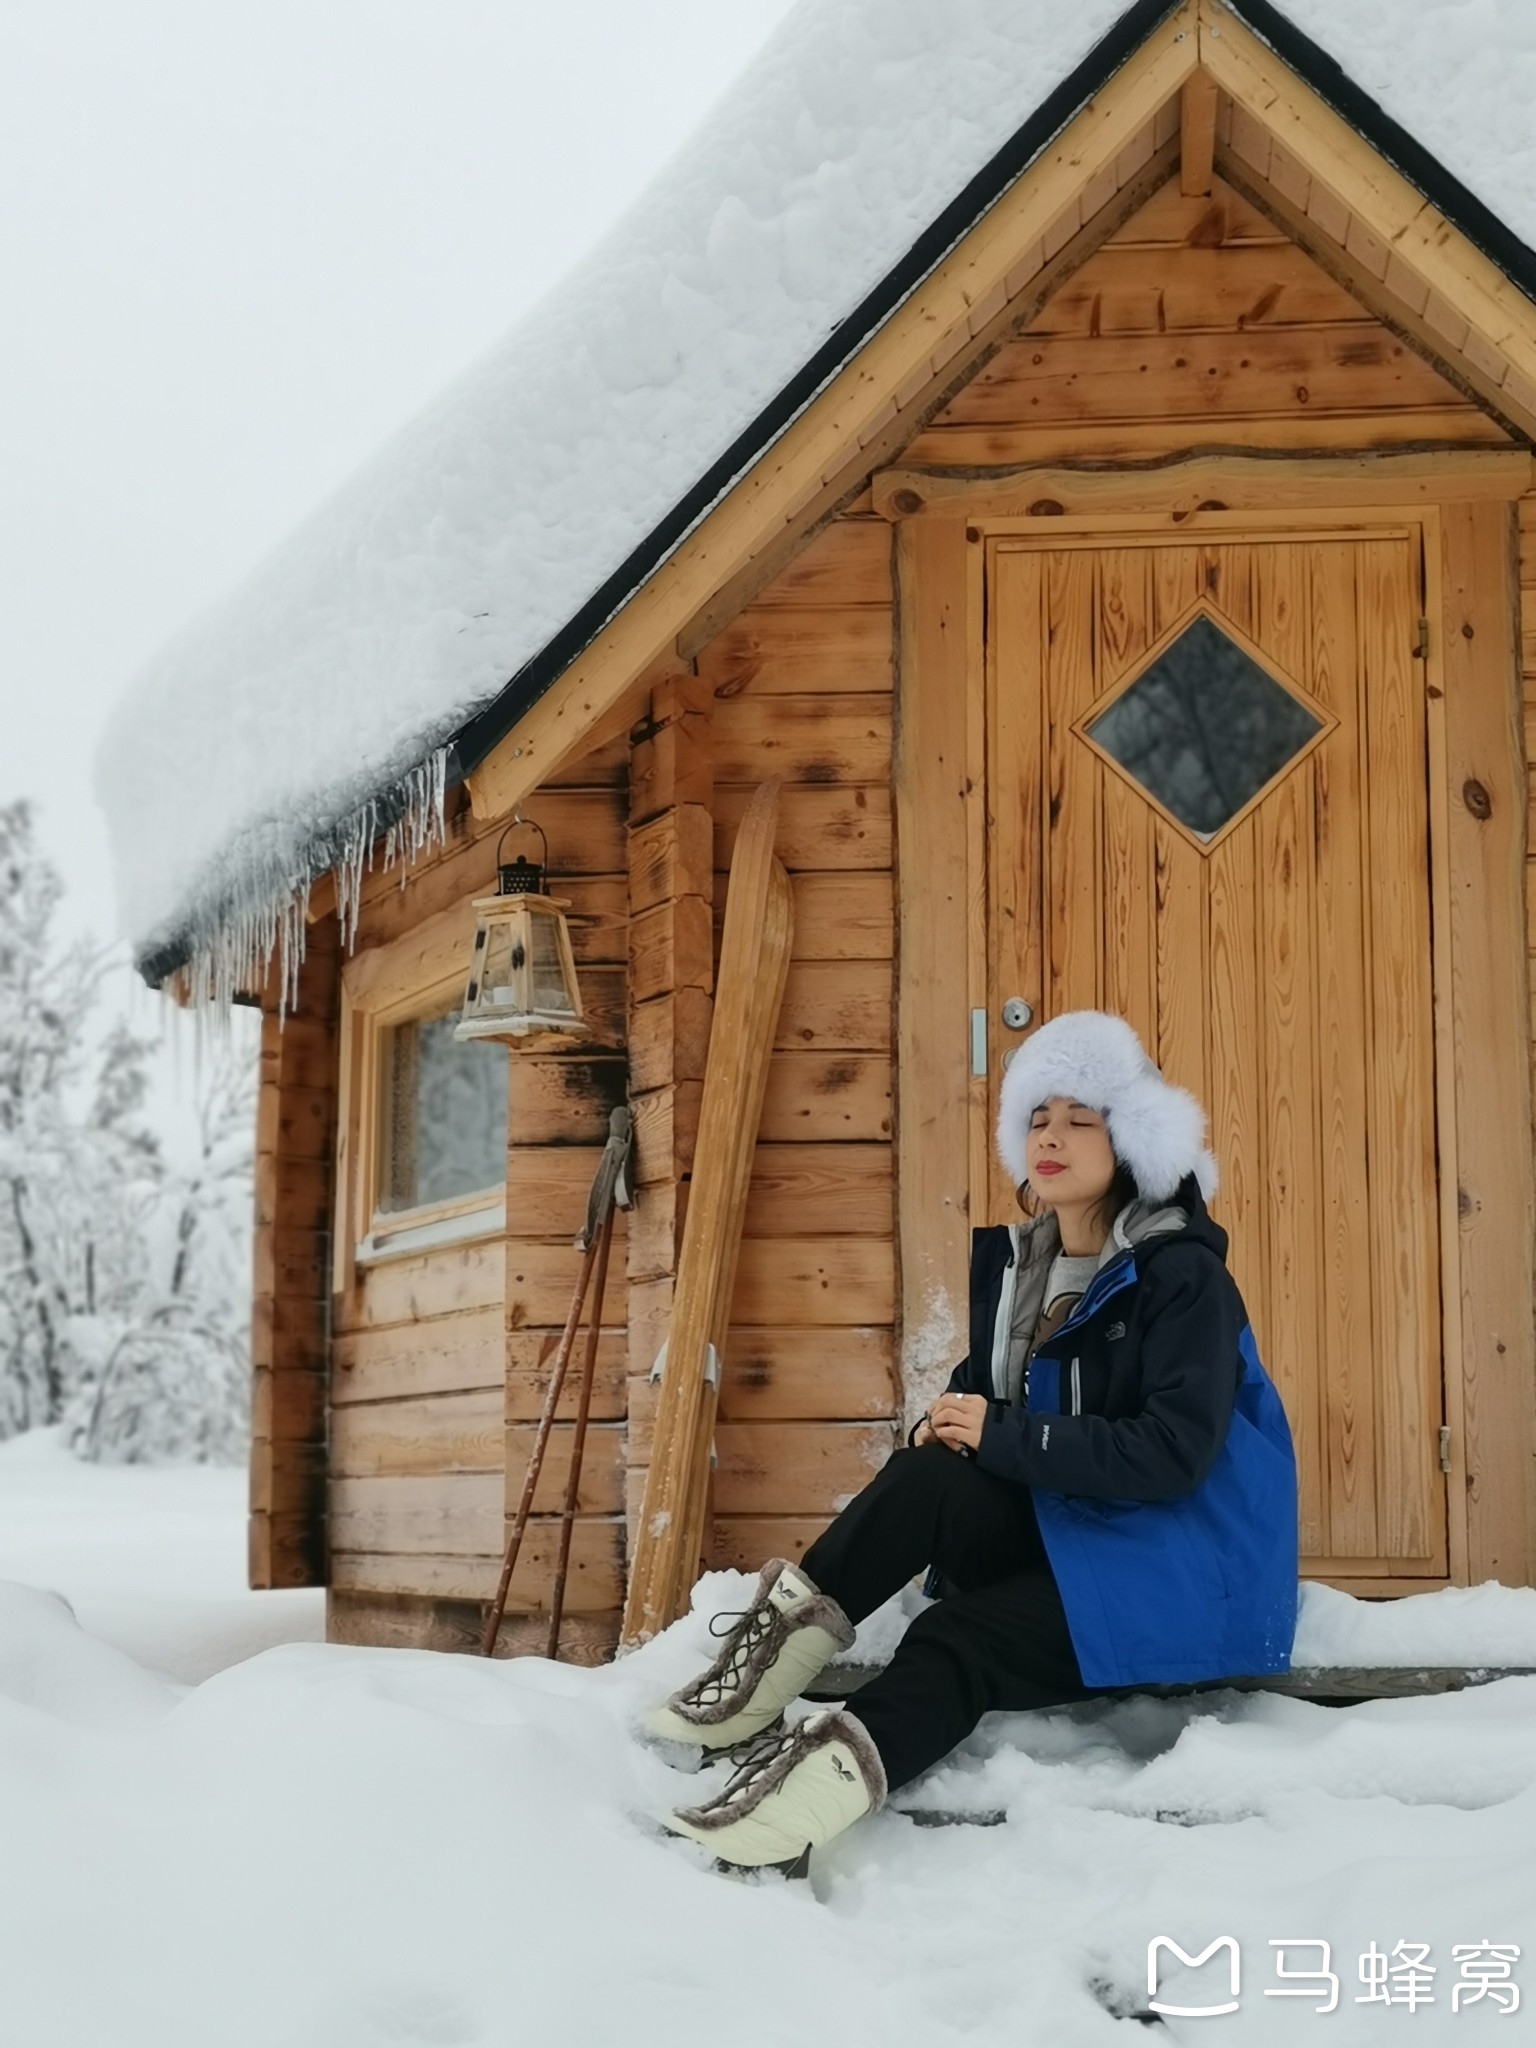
<box><xmin>1080</xmin><ymin>610</ymin><xmax>1329</xmax><ymax>847</ymax></box>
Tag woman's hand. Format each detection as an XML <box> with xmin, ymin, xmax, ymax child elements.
<box><xmin>929</xmin><ymin>1392</ymin><xmax>988</xmax><ymax>1454</ymax></box>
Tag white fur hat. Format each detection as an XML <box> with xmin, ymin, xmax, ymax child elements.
<box><xmin>996</xmin><ymin>1009</ymin><xmax>1219</xmax><ymax>1205</ymax></box>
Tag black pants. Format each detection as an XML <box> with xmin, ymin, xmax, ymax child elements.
<box><xmin>799</xmin><ymin>1441</ymin><xmax>1101</xmax><ymax>1793</ymax></box>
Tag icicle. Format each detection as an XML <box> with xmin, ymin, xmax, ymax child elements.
<box><xmin>151</xmin><ymin>742</ymin><xmax>455</xmax><ymax>1032</ymax></box>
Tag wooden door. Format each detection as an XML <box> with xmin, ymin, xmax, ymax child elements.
<box><xmin>984</xmin><ymin>531</ymin><xmax>1446</xmax><ymax>1578</ymax></box>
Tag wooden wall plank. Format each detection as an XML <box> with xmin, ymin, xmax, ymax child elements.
<box><xmin>326</xmin><ymin>1588</ymin><xmax>620</xmax><ymax>1660</ymax></box>
<box><xmin>332</xmin><ymin>1308</ymin><xmax>505</xmax><ymax>1404</ymax></box>
<box><xmin>709</xmin><ymin>1518</ymin><xmax>832</xmax><ymax>1572</ymax></box>
<box><xmin>1309</xmin><ymin>542</ymin><xmax>1378</xmax><ymax>1560</ymax></box>
<box><xmin>1359</xmin><ymin>536</ymin><xmax>1444</xmax><ymax>1566</ymax></box>
<box><xmin>714</xmin><ymin>786</ymin><xmax>891</xmax><ymax>872</ymax></box>
<box><xmin>759</xmin><ymin>1055</ymin><xmax>892</xmax><ymax>1144</ymax></box>
<box><xmin>711</xmin><ymin>697</ymin><xmax>891</xmax><ymax>785</ymax></box>
<box><xmin>708</xmin><ymin>1326</ymin><xmax>894</xmax><ymax>1419</ymax></box>
<box><xmin>774</xmin><ymin>960</ymin><xmax>892</xmax><ymax>1052</ymax></box>
<box><xmin>329</xmin><ymin>1502</ymin><xmax>624</xmax><ymax>1611</ymax></box>
<box><xmin>1045</xmin><ymin>549</ymin><xmax>1101</xmax><ymax>1012</ymax></box>
<box><xmin>250</xmin><ymin>917</ymin><xmax>338</xmax><ymax>1590</ymax></box>
<box><xmin>744</xmin><ymin>1143</ymin><xmax>893</xmax><ymax>1238</ymax></box>
<box><xmin>628</xmin><ymin>1327</ymin><xmax>895</xmax><ymax>1444</ymax></box>
<box><xmin>943</xmin><ymin>326</ymin><xmax>1468</xmax><ymax>427</ymax></box>
<box><xmin>331</xmin><ymin>1389</ymin><xmax>504</xmax><ymax>1477</ymax></box>
<box><xmin>715</xmin><ymin>873</ymin><xmax>894</xmax><ymax>960</ymax></box>
<box><xmin>695</xmin><ymin>607</ymin><xmax>893</xmax><ymax>697</ymax></box>
<box><xmin>904</xmin><ymin>410</ymin><xmax>1509</xmax><ymax>470</ymax></box>
<box><xmin>710</xmin><ymin>1421</ymin><xmax>894</xmax><ymax>1516</ymax></box>
<box><xmin>729</xmin><ymin>1239</ymin><xmax>895</xmax><ymax>1327</ymax></box>
<box><xmin>1098</xmin><ymin>547</ymin><xmax>1158</xmax><ymax>1043</ymax></box>
<box><xmin>1027</xmin><ymin>242</ymin><xmax>1371</xmax><ymax>336</ymax></box>
<box><xmin>894</xmin><ymin>518</ymin><xmax>974</xmax><ymax>1433</ymax></box>
<box><xmin>985</xmin><ymin>545</ymin><xmax>1046</xmax><ymax>1222</ymax></box>
<box><xmin>506</xmin><ymin>1056</ymin><xmax>627</xmax><ymax>1146</ymax></box>
<box><xmin>506</xmin><ymin>1330</ymin><xmax>628</xmax><ymax>1421</ymax></box>
<box><xmin>746</xmin><ymin>521</ymin><xmax>893</xmax><ymax>608</ymax></box>
<box><xmin>506</xmin><ymin>1237</ymin><xmax>629</xmax><ymax>1329</ymax></box>
<box><xmin>346</xmin><ymin>1241</ymin><xmax>505</xmax><ymax>1331</ymax></box>
<box><xmin>1439</xmin><ymin>500</ymin><xmax>1536</xmax><ymax>1585</ymax></box>
<box><xmin>1255</xmin><ymin>543</ymin><xmax>1326</xmax><ymax>1557</ymax></box>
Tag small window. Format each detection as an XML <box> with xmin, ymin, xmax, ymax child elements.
<box><xmin>378</xmin><ymin>1005</ymin><xmax>508</xmax><ymax>1216</ymax></box>
<box><xmin>1083</xmin><ymin>612</ymin><xmax>1323</xmax><ymax>843</ymax></box>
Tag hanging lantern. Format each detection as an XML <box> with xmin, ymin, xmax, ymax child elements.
<box><xmin>455</xmin><ymin>816</ymin><xmax>586</xmax><ymax>1048</ymax></box>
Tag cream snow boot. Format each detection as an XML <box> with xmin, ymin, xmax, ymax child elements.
<box><xmin>659</xmin><ymin>1706</ymin><xmax>886</xmax><ymax>1873</ymax></box>
<box><xmin>642</xmin><ymin>1558</ymin><xmax>856</xmax><ymax>1750</ymax></box>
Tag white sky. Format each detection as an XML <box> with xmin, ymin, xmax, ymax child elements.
<box><xmin>0</xmin><ymin>0</ymin><xmax>795</xmax><ymax>1144</ymax></box>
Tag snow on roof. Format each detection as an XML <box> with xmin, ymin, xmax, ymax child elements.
<box><xmin>94</xmin><ymin>0</ymin><xmax>1536</xmax><ymax>1001</ymax></box>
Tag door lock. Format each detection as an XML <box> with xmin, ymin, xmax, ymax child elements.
<box><xmin>1001</xmin><ymin>997</ymin><xmax>1033</xmax><ymax>1031</ymax></box>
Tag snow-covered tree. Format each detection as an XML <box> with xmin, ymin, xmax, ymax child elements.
<box><xmin>0</xmin><ymin>797</ymin><xmax>259</xmax><ymax>1461</ymax></box>
<box><xmin>0</xmin><ymin>799</ymin><xmax>112</xmax><ymax>1432</ymax></box>
<box><xmin>67</xmin><ymin>1027</ymin><xmax>258</xmax><ymax>1464</ymax></box>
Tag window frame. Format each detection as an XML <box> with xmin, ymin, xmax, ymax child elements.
<box><xmin>335</xmin><ymin>933</ymin><xmax>508</xmax><ymax>1287</ymax></box>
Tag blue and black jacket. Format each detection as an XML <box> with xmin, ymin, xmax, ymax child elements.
<box><xmin>913</xmin><ymin>1172</ymin><xmax>1299</xmax><ymax>1688</ymax></box>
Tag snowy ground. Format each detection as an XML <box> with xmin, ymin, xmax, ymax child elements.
<box><xmin>0</xmin><ymin>1426</ymin><xmax>322</xmax><ymax>1684</ymax></box>
<box><xmin>3</xmin><ymin>1431</ymin><xmax>1535</xmax><ymax>2044</ymax></box>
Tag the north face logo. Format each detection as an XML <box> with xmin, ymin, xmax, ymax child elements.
<box><xmin>1106</xmin><ymin>1321</ymin><xmax>1127</xmax><ymax>1341</ymax></box>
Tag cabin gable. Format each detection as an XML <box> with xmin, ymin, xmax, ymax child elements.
<box><xmin>241</xmin><ymin>2</ymin><xmax>1536</xmax><ymax>1646</ymax></box>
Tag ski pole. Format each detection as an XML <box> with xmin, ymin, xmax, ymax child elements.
<box><xmin>480</xmin><ymin>1105</ymin><xmax>632</xmax><ymax>1658</ymax></box>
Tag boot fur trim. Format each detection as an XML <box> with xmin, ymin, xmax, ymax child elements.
<box><xmin>670</xmin><ymin>1708</ymin><xmax>888</xmax><ymax>1832</ymax></box>
<box><xmin>660</xmin><ymin>1560</ymin><xmax>855</xmax><ymax>1728</ymax></box>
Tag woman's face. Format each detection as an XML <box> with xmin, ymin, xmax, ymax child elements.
<box><xmin>1024</xmin><ymin>1096</ymin><xmax>1116</xmax><ymax>1209</ymax></box>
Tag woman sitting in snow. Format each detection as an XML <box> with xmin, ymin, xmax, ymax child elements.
<box><xmin>643</xmin><ymin>1009</ymin><xmax>1299</xmax><ymax>1875</ymax></box>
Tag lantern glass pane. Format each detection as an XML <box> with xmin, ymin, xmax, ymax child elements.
<box><xmin>527</xmin><ymin>908</ymin><xmax>575</xmax><ymax>1017</ymax></box>
<box><xmin>379</xmin><ymin>1007</ymin><xmax>507</xmax><ymax>1213</ymax></box>
<box><xmin>478</xmin><ymin>916</ymin><xmax>528</xmax><ymax>1013</ymax></box>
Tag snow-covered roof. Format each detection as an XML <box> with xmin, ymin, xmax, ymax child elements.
<box><xmin>94</xmin><ymin>0</ymin><xmax>1536</xmax><ymax>998</ymax></box>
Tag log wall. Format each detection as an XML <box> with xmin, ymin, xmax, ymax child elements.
<box><xmin>250</xmin><ymin>914</ymin><xmax>339</xmax><ymax>1588</ymax></box>
<box><xmin>909</xmin><ymin>174</ymin><xmax>1502</xmax><ymax>468</ymax></box>
<box><xmin>327</xmin><ymin>739</ymin><xmax>631</xmax><ymax>1660</ymax></box>
<box><xmin>627</xmin><ymin>514</ymin><xmax>903</xmax><ymax>1575</ymax></box>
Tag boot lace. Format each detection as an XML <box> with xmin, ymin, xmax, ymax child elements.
<box><xmin>681</xmin><ymin>1599</ymin><xmax>789</xmax><ymax>1709</ymax></box>
<box><xmin>708</xmin><ymin>1719</ymin><xmax>809</xmax><ymax>1808</ymax></box>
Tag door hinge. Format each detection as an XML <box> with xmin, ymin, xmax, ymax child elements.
<box><xmin>1414</xmin><ymin>617</ymin><xmax>1430</xmax><ymax>660</ymax></box>
<box><xmin>1438</xmin><ymin>1425</ymin><xmax>1452</xmax><ymax>1474</ymax></box>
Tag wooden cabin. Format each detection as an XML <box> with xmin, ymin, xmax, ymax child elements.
<box><xmin>124</xmin><ymin>0</ymin><xmax>1536</xmax><ymax>1658</ymax></box>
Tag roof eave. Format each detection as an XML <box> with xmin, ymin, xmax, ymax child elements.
<box><xmin>140</xmin><ymin>0</ymin><xmax>1536</xmax><ymax>992</ymax></box>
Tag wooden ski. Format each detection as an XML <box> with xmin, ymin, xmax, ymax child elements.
<box><xmin>621</xmin><ymin>780</ymin><xmax>793</xmax><ymax>1646</ymax></box>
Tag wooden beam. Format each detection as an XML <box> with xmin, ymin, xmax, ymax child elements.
<box><xmin>1197</xmin><ymin>0</ymin><xmax>1536</xmax><ymax>399</ymax></box>
<box><xmin>459</xmin><ymin>5</ymin><xmax>1199</xmax><ymax>821</ymax></box>
<box><xmin>1436</xmin><ymin>500</ymin><xmax>1536</xmax><ymax>1586</ymax></box>
<box><xmin>622</xmin><ymin>783</ymin><xmax>795</xmax><ymax>1643</ymax></box>
<box><xmin>872</xmin><ymin>448</ymin><xmax>1536</xmax><ymax>522</ymax></box>
<box><xmin>1179</xmin><ymin>68</ymin><xmax>1217</xmax><ymax>197</ymax></box>
<box><xmin>893</xmin><ymin>520</ymin><xmax>974</xmax><ymax>1442</ymax></box>
<box><xmin>674</xmin><ymin>140</ymin><xmax>1183</xmax><ymax>663</ymax></box>
<box><xmin>623</xmin><ymin>677</ymin><xmax>715</xmax><ymax>1564</ymax></box>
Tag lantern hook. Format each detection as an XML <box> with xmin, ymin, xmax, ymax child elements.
<box><xmin>495</xmin><ymin>812</ymin><xmax>548</xmax><ymax>896</ymax></box>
